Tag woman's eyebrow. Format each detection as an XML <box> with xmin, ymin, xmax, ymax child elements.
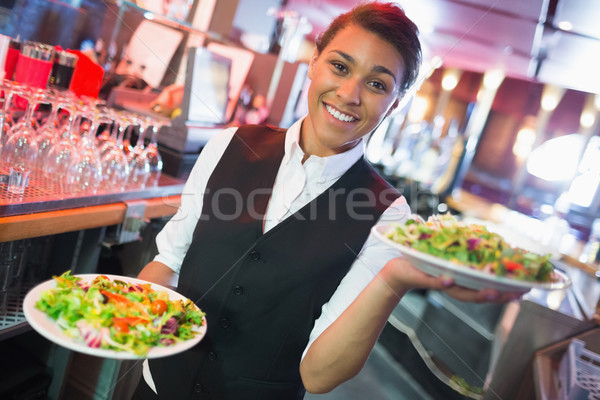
<box><xmin>331</xmin><ymin>50</ymin><xmax>397</xmax><ymax>83</ymax></box>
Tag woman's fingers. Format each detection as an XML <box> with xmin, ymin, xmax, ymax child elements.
<box><xmin>384</xmin><ymin>258</ymin><xmax>454</xmax><ymax>291</ymax></box>
<box><xmin>443</xmin><ymin>286</ymin><xmax>525</xmax><ymax>303</ymax></box>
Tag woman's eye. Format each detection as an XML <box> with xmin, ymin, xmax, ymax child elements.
<box><xmin>369</xmin><ymin>81</ymin><xmax>386</xmax><ymax>91</ymax></box>
<box><xmin>331</xmin><ymin>62</ymin><xmax>347</xmax><ymax>74</ymax></box>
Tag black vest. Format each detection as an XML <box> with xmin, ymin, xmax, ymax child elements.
<box><xmin>150</xmin><ymin>125</ymin><xmax>400</xmax><ymax>399</ymax></box>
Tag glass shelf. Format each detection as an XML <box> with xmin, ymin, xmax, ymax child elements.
<box><xmin>0</xmin><ymin>165</ymin><xmax>184</xmax><ymax>218</ymax></box>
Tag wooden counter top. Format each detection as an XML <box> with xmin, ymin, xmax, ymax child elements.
<box><xmin>0</xmin><ymin>195</ymin><xmax>181</xmax><ymax>242</ymax></box>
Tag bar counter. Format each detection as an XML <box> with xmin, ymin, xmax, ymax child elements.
<box><xmin>0</xmin><ymin>168</ymin><xmax>184</xmax><ymax>242</ymax></box>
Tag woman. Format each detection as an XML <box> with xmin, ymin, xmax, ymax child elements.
<box><xmin>132</xmin><ymin>2</ymin><xmax>519</xmax><ymax>399</ymax></box>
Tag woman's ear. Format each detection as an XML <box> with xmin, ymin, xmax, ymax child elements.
<box><xmin>308</xmin><ymin>49</ymin><xmax>319</xmax><ymax>80</ymax></box>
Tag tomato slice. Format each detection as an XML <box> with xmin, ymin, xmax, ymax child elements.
<box><xmin>151</xmin><ymin>300</ymin><xmax>168</xmax><ymax>316</ymax></box>
<box><xmin>113</xmin><ymin>320</ymin><xmax>130</xmax><ymax>333</ymax></box>
<box><xmin>503</xmin><ymin>259</ymin><xmax>523</xmax><ymax>271</ymax></box>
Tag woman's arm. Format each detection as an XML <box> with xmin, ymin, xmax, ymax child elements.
<box><xmin>137</xmin><ymin>261</ymin><xmax>179</xmax><ymax>289</ymax></box>
<box><xmin>299</xmin><ymin>257</ymin><xmax>520</xmax><ymax>394</ymax></box>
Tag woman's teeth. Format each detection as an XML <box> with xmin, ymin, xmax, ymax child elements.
<box><xmin>326</xmin><ymin>105</ymin><xmax>356</xmax><ymax>122</ymax></box>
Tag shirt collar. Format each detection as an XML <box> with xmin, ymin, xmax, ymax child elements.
<box><xmin>283</xmin><ymin>115</ymin><xmax>365</xmax><ymax>181</ymax></box>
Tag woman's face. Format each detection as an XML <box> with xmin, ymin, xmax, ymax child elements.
<box><xmin>302</xmin><ymin>24</ymin><xmax>405</xmax><ymax>157</ymax></box>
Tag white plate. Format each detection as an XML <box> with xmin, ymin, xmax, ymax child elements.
<box><xmin>372</xmin><ymin>225</ymin><xmax>572</xmax><ymax>293</ymax></box>
<box><xmin>23</xmin><ymin>274</ymin><xmax>207</xmax><ymax>359</ymax></box>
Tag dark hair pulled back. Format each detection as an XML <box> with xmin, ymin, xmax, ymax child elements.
<box><xmin>315</xmin><ymin>1</ymin><xmax>422</xmax><ymax>96</ymax></box>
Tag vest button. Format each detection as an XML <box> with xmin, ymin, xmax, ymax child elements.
<box><xmin>194</xmin><ymin>383</ymin><xmax>203</xmax><ymax>393</ymax></box>
<box><xmin>233</xmin><ymin>285</ymin><xmax>244</xmax><ymax>295</ymax></box>
<box><xmin>219</xmin><ymin>318</ymin><xmax>230</xmax><ymax>329</ymax></box>
<box><xmin>249</xmin><ymin>250</ymin><xmax>260</xmax><ymax>261</ymax></box>
<box><xmin>208</xmin><ymin>351</ymin><xmax>217</xmax><ymax>361</ymax></box>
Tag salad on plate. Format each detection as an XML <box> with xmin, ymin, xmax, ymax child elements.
<box><xmin>384</xmin><ymin>214</ymin><xmax>555</xmax><ymax>283</ymax></box>
<box><xmin>33</xmin><ymin>271</ymin><xmax>205</xmax><ymax>357</ymax></box>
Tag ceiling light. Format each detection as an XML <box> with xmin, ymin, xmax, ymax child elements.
<box><xmin>513</xmin><ymin>126</ymin><xmax>536</xmax><ymax>160</ymax></box>
<box><xmin>441</xmin><ymin>75</ymin><xmax>458</xmax><ymax>91</ymax></box>
<box><xmin>540</xmin><ymin>85</ymin><xmax>565</xmax><ymax>111</ymax></box>
<box><xmin>541</xmin><ymin>96</ymin><xmax>559</xmax><ymax>111</ymax></box>
<box><xmin>557</xmin><ymin>20</ymin><xmax>573</xmax><ymax>31</ymax></box>
<box><xmin>482</xmin><ymin>68</ymin><xmax>505</xmax><ymax>89</ymax></box>
<box><xmin>441</xmin><ymin>68</ymin><xmax>460</xmax><ymax>91</ymax></box>
<box><xmin>581</xmin><ymin>111</ymin><xmax>595</xmax><ymax>128</ymax></box>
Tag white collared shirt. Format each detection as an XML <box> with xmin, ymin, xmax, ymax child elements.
<box><xmin>147</xmin><ymin>117</ymin><xmax>410</xmax><ymax>391</ymax></box>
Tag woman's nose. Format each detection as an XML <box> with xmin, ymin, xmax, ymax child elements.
<box><xmin>336</xmin><ymin>78</ymin><xmax>361</xmax><ymax>105</ymax></box>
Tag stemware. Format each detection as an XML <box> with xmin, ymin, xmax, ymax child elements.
<box><xmin>127</xmin><ymin>115</ymin><xmax>149</xmax><ymax>187</ymax></box>
<box><xmin>68</xmin><ymin>106</ymin><xmax>103</xmax><ymax>193</ymax></box>
<box><xmin>35</xmin><ymin>91</ymin><xmax>66</xmax><ymax>171</ymax></box>
<box><xmin>94</xmin><ymin>107</ymin><xmax>114</xmax><ymax>148</ymax></box>
<box><xmin>0</xmin><ymin>108</ymin><xmax>6</xmax><ymax>163</ymax></box>
<box><xmin>2</xmin><ymin>88</ymin><xmax>40</xmax><ymax>172</ymax></box>
<box><xmin>0</xmin><ymin>80</ymin><xmax>17</xmax><ymax>151</ymax></box>
<box><xmin>100</xmin><ymin>112</ymin><xmax>130</xmax><ymax>190</ymax></box>
<box><xmin>140</xmin><ymin>118</ymin><xmax>166</xmax><ymax>187</ymax></box>
<box><xmin>98</xmin><ymin>109</ymin><xmax>125</xmax><ymax>157</ymax></box>
<box><xmin>121</xmin><ymin>112</ymin><xmax>139</xmax><ymax>160</ymax></box>
<box><xmin>44</xmin><ymin>104</ymin><xmax>80</xmax><ymax>185</ymax></box>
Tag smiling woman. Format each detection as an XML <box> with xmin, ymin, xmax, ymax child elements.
<box><xmin>132</xmin><ymin>2</ymin><xmax>521</xmax><ymax>400</ymax></box>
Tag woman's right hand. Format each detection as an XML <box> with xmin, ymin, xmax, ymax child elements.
<box><xmin>380</xmin><ymin>257</ymin><xmax>523</xmax><ymax>304</ymax></box>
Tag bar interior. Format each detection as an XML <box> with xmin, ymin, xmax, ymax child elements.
<box><xmin>0</xmin><ymin>0</ymin><xmax>599</xmax><ymax>399</ymax></box>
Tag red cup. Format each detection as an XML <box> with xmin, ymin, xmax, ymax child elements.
<box><xmin>4</xmin><ymin>47</ymin><xmax>19</xmax><ymax>81</ymax></box>
<box><xmin>12</xmin><ymin>43</ymin><xmax>54</xmax><ymax>109</ymax></box>
<box><xmin>68</xmin><ymin>50</ymin><xmax>104</xmax><ymax>98</ymax></box>
<box><xmin>14</xmin><ymin>53</ymin><xmax>53</xmax><ymax>89</ymax></box>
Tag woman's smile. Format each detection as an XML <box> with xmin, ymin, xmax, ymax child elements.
<box><xmin>324</xmin><ymin>103</ymin><xmax>358</xmax><ymax>122</ymax></box>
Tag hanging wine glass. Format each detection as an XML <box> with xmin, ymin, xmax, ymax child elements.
<box><xmin>35</xmin><ymin>91</ymin><xmax>66</xmax><ymax>171</ymax></box>
<box><xmin>98</xmin><ymin>109</ymin><xmax>124</xmax><ymax>157</ymax></box>
<box><xmin>140</xmin><ymin>118</ymin><xmax>167</xmax><ymax>187</ymax></box>
<box><xmin>0</xmin><ymin>80</ymin><xmax>26</xmax><ymax>149</ymax></box>
<box><xmin>1</xmin><ymin>80</ymin><xmax>23</xmax><ymax>122</ymax></box>
<box><xmin>68</xmin><ymin>105</ymin><xmax>103</xmax><ymax>193</ymax></box>
<box><xmin>121</xmin><ymin>112</ymin><xmax>139</xmax><ymax>160</ymax></box>
<box><xmin>0</xmin><ymin>83</ymin><xmax>14</xmax><ymax>152</ymax></box>
<box><xmin>0</xmin><ymin>109</ymin><xmax>6</xmax><ymax>164</ymax></box>
<box><xmin>100</xmin><ymin>112</ymin><xmax>130</xmax><ymax>190</ymax></box>
<box><xmin>2</xmin><ymin>87</ymin><xmax>41</xmax><ymax>173</ymax></box>
<box><xmin>44</xmin><ymin>104</ymin><xmax>81</xmax><ymax>186</ymax></box>
<box><xmin>126</xmin><ymin>114</ymin><xmax>149</xmax><ymax>187</ymax></box>
<box><xmin>94</xmin><ymin>107</ymin><xmax>114</xmax><ymax>148</ymax></box>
